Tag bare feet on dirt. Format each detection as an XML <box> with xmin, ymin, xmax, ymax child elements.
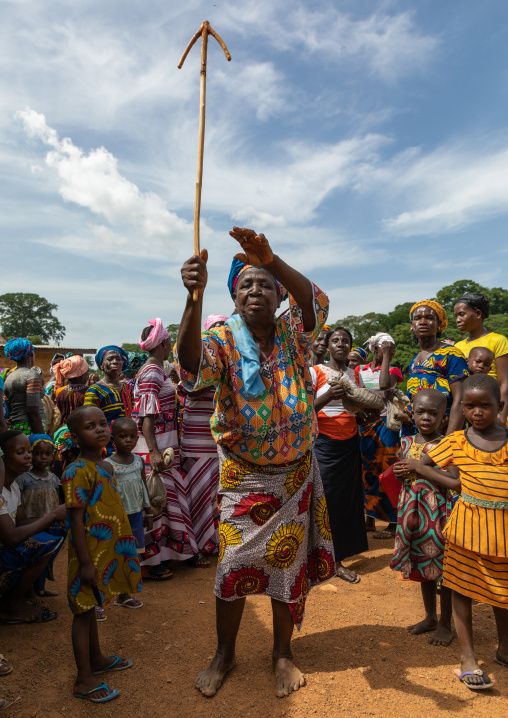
<box><xmin>195</xmin><ymin>653</ymin><xmax>236</xmax><ymax>697</ymax></box>
<box><xmin>428</xmin><ymin>624</ymin><xmax>454</xmax><ymax>646</ymax></box>
<box><xmin>407</xmin><ymin>616</ymin><xmax>437</xmax><ymax>635</ymax></box>
<box><xmin>273</xmin><ymin>657</ymin><xmax>305</xmax><ymax>698</ymax></box>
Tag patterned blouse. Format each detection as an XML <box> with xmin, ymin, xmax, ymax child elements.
<box><xmin>406</xmin><ymin>345</ymin><xmax>469</xmax><ymax>415</ymax></box>
<box><xmin>178</xmin><ymin>285</ymin><xmax>329</xmax><ymax>466</ymax></box>
<box><xmin>84</xmin><ymin>382</ymin><xmax>133</xmax><ymax>422</ymax></box>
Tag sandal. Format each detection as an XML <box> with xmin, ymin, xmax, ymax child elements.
<box><xmin>114</xmin><ymin>597</ymin><xmax>143</xmax><ymax>609</ymax></box>
<box><xmin>373</xmin><ymin>530</ymin><xmax>396</xmax><ymax>539</ymax></box>
<box><xmin>95</xmin><ymin>606</ymin><xmax>107</xmax><ymax>622</ymax></box>
<box><xmin>453</xmin><ymin>668</ymin><xmax>494</xmax><ymax>690</ymax></box>
<box><xmin>336</xmin><ymin>566</ymin><xmax>361</xmax><ymax>584</ymax></box>
<box><xmin>141</xmin><ymin>566</ymin><xmax>173</xmax><ymax>581</ymax></box>
<box><xmin>92</xmin><ymin>655</ymin><xmax>133</xmax><ymax>675</ymax></box>
<box><xmin>0</xmin><ymin>607</ymin><xmax>57</xmax><ymax>625</ymax></box>
<box><xmin>74</xmin><ymin>681</ymin><xmax>120</xmax><ymax>703</ymax></box>
<box><xmin>0</xmin><ymin>656</ymin><xmax>12</xmax><ymax>677</ymax></box>
<box><xmin>186</xmin><ymin>552</ymin><xmax>210</xmax><ymax>568</ymax></box>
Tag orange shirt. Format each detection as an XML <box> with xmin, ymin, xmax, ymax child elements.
<box><xmin>310</xmin><ymin>365</ymin><xmax>358</xmax><ymax>440</ymax></box>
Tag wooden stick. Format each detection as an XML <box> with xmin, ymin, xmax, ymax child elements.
<box><xmin>178</xmin><ymin>21</ymin><xmax>231</xmax><ymax>301</ymax></box>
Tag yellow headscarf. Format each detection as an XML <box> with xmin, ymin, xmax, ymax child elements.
<box><xmin>409</xmin><ymin>300</ymin><xmax>448</xmax><ymax>331</ymax></box>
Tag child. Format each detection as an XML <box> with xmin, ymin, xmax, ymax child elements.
<box><xmin>390</xmin><ymin>389</ymin><xmax>455</xmax><ymax>646</ymax></box>
<box><xmin>109</xmin><ymin>417</ymin><xmax>153</xmax><ymax>609</ymax></box>
<box><xmin>16</xmin><ymin>434</ymin><xmax>61</xmax><ymax>597</ymax></box>
<box><xmin>467</xmin><ymin>346</ymin><xmax>494</xmax><ymax>376</ymax></box>
<box><xmin>0</xmin><ymin>431</ymin><xmax>66</xmax><ymax>624</ymax></box>
<box><xmin>17</xmin><ymin>434</ymin><xmax>60</xmax><ymax>519</ymax></box>
<box><xmin>64</xmin><ymin>406</ymin><xmax>141</xmax><ymax>704</ymax></box>
<box><xmin>406</xmin><ymin>374</ymin><xmax>508</xmax><ymax>690</ymax></box>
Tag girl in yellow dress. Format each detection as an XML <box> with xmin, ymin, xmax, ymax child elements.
<box><xmin>64</xmin><ymin>405</ymin><xmax>141</xmax><ymax>703</ymax></box>
<box><xmin>400</xmin><ymin>374</ymin><xmax>508</xmax><ymax>690</ymax></box>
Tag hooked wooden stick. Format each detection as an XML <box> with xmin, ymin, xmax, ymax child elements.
<box><xmin>178</xmin><ymin>21</ymin><xmax>231</xmax><ymax>301</ymax></box>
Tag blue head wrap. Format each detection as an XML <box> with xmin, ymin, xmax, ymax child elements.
<box><xmin>4</xmin><ymin>338</ymin><xmax>33</xmax><ymax>362</ymax></box>
<box><xmin>29</xmin><ymin>434</ymin><xmax>55</xmax><ymax>450</ymax></box>
<box><xmin>350</xmin><ymin>347</ymin><xmax>368</xmax><ymax>361</ymax></box>
<box><xmin>227</xmin><ymin>258</ymin><xmax>288</xmax><ymax>302</ymax></box>
<box><xmin>95</xmin><ymin>345</ymin><xmax>129</xmax><ymax>371</ymax></box>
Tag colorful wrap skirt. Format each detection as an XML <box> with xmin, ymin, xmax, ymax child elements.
<box><xmin>0</xmin><ymin>525</ymin><xmax>66</xmax><ymax>598</ymax></box>
<box><xmin>390</xmin><ymin>480</ymin><xmax>451</xmax><ymax>581</ymax></box>
<box><xmin>215</xmin><ymin>447</ymin><xmax>335</xmax><ymax>628</ymax></box>
<box><xmin>359</xmin><ymin>417</ymin><xmax>400</xmax><ymax>523</ymax></box>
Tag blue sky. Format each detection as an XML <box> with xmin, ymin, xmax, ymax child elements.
<box><xmin>2</xmin><ymin>0</ymin><xmax>508</xmax><ymax>349</ymax></box>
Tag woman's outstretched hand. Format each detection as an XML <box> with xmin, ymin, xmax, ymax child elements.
<box><xmin>181</xmin><ymin>250</ymin><xmax>208</xmax><ymax>295</ymax></box>
<box><xmin>229</xmin><ymin>227</ymin><xmax>274</xmax><ymax>267</ymax></box>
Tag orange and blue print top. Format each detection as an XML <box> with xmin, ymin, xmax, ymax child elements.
<box><xmin>406</xmin><ymin>345</ymin><xmax>469</xmax><ymax>415</ymax></box>
<box><xmin>178</xmin><ymin>284</ymin><xmax>329</xmax><ymax>466</ymax></box>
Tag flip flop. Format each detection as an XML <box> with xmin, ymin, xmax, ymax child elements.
<box><xmin>114</xmin><ymin>597</ymin><xmax>143</xmax><ymax>609</ymax></box>
<box><xmin>92</xmin><ymin>655</ymin><xmax>133</xmax><ymax>675</ymax></box>
<box><xmin>453</xmin><ymin>668</ymin><xmax>494</xmax><ymax>690</ymax></box>
<box><xmin>336</xmin><ymin>567</ymin><xmax>361</xmax><ymax>584</ymax></box>
<box><xmin>373</xmin><ymin>530</ymin><xmax>396</xmax><ymax>540</ymax></box>
<box><xmin>74</xmin><ymin>681</ymin><xmax>120</xmax><ymax>703</ymax></box>
<box><xmin>0</xmin><ymin>607</ymin><xmax>57</xmax><ymax>625</ymax></box>
<box><xmin>495</xmin><ymin>652</ymin><xmax>508</xmax><ymax>668</ymax></box>
<box><xmin>141</xmin><ymin>566</ymin><xmax>173</xmax><ymax>581</ymax></box>
<box><xmin>0</xmin><ymin>656</ymin><xmax>12</xmax><ymax>678</ymax></box>
<box><xmin>186</xmin><ymin>552</ymin><xmax>211</xmax><ymax>568</ymax></box>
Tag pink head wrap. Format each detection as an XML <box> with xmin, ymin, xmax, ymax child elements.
<box><xmin>139</xmin><ymin>318</ymin><xmax>170</xmax><ymax>351</ymax></box>
<box><xmin>204</xmin><ymin>314</ymin><xmax>228</xmax><ymax>331</ymax></box>
<box><xmin>53</xmin><ymin>355</ymin><xmax>89</xmax><ymax>388</ymax></box>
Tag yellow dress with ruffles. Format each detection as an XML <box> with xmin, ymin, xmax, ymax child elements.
<box><xmin>428</xmin><ymin>431</ymin><xmax>508</xmax><ymax>607</ymax></box>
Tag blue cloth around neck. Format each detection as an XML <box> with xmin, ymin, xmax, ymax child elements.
<box><xmin>225</xmin><ymin>315</ymin><xmax>266</xmax><ymax>398</ymax></box>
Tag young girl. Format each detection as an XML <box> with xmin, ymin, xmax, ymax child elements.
<box><xmin>391</xmin><ymin>389</ymin><xmax>454</xmax><ymax>646</ymax></box>
<box><xmin>64</xmin><ymin>405</ymin><xmax>141</xmax><ymax>703</ymax></box>
<box><xmin>17</xmin><ymin>434</ymin><xmax>60</xmax><ymax>520</ymax></box>
<box><xmin>0</xmin><ymin>431</ymin><xmax>66</xmax><ymax>624</ymax></box>
<box><xmin>109</xmin><ymin>417</ymin><xmax>152</xmax><ymax>608</ymax></box>
<box><xmin>404</xmin><ymin>374</ymin><xmax>508</xmax><ymax>690</ymax></box>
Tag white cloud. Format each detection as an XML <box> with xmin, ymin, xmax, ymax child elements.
<box><xmin>16</xmin><ymin>108</ymin><xmax>193</xmax><ymax>256</ymax></box>
<box><xmin>215</xmin><ymin>63</ymin><xmax>288</xmax><ymax>121</ymax></box>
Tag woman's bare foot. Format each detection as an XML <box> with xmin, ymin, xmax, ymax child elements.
<box><xmin>365</xmin><ymin>516</ymin><xmax>376</xmax><ymax>532</ymax></box>
<box><xmin>195</xmin><ymin>653</ymin><xmax>236</xmax><ymax>697</ymax></box>
<box><xmin>35</xmin><ymin>588</ymin><xmax>58</xmax><ymax>598</ymax></box>
<box><xmin>90</xmin><ymin>654</ymin><xmax>130</xmax><ymax>673</ymax></box>
<box><xmin>428</xmin><ymin>624</ymin><xmax>454</xmax><ymax>646</ymax></box>
<box><xmin>407</xmin><ymin>616</ymin><xmax>437</xmax><ymax>635</ymax></box>
<box><xmin>74</xmin><ymin>677</ymin><xmax>111</xmax><ymax>700</ymax></box>
<box><xmin>273</xmin><ymin>657</ymin><xmax>305</xmax><ymax>698</ymax></box>
<box><xmin>336</xmin><ymin>565</ymin><xmax>360</xmax><ymax>584</ymax></box>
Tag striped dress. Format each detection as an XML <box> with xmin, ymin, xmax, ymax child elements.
<box><xmin>132</xmin><ymin>363</ymin><xmax>197</xmax><ymax>563</ymax></box>
<box><xmin>429</xmin><ymin>430</ymin><xmax>508</xmax><ymax>607</ymax></box>
<box><xmin>179</xmin><ymin>388</ymin><xmax>220</xmax><ymax>555</ymax></box>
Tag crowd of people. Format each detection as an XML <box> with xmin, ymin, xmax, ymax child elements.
<box><xmin>0</xmin><ymin>226</ymin><xmax>507</xmax><ymax>706</ymax></box>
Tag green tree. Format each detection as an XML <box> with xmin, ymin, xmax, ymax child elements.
<box><xmin>436</xmin><ymin>280</ymin><xmax>487</xmax><ymax>312</ymax></box>
<box><xmin>0</xmin><ymin>293</ymin><xmax>65</xmax><ymax>344</ymax></box>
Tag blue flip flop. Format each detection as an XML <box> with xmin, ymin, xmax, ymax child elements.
<box><xmin>453</xmin><ymin>668</ymin><xmax>494</xmax><ymax>690</ymax></box>
<box><xmin>74</xmin><ymin>681</ymin><xmax>120</xmax><ymax>703</ymax></box>
<box><xmin>92</xmin><ymin>655</ymin><xmax>133</xmax><ymax>675</ymax></box>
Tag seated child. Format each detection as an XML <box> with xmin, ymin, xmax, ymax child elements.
<box><xmin>467</xmin><ymin>346</ymin><xmax>494</xmax><ymax>376</ymax></box>
<box><xmin>109</xmin><ymin>417</ymin><xmax>153</xmax><ymax>609</ymax></box>
<box><xmin>0</xmin><ymin>431</ymin><xmax>66</xmax><ymax>624</ymax></box>
<box><xmin>407</xmin><ymin>374</ymin><xmax>508</xmax><ymax>690</ymax></box>
<box><xmin>391</xmin><ymin>389</ymin><xmax>455</xmax><ymax>646</ymax></box>
<box><xmin>64</xmin><ymin>405</ymin><xmax>141</xmax><ymax>703</ymax></box>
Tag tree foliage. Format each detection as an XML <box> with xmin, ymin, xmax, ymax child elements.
<box><xmin>0</xmin><ymin>293</ymin><xmax>65</xmax><ymax>344</ymax></box>
<box><xmin>330</xmin><ymin>280</ymin><xmax>508</xmax><ymax>378</ymax></box>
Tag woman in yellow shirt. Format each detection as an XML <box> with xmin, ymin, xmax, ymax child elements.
<box><xmin>454</xmin><ymin>293</ymin><xmax>508</xmax><ymax>424</ymax></box>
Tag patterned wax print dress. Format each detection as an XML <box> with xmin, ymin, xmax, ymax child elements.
<box><xmin>390</xmin><ymin>435</ymin><xmax>452</xmax><ymax>581</ymax></box>
<box><xmin>429</xmin><ymin>431</ymin><xmax>508</xmax><ymax>607</ymax></box>
<box><xmin>132</xmin><ymin>364</ymin><xmax>197</xmax><ymax>563</ymax></box>
<box><xmin>178</xmin><ymin>284</ymin><xmax>336</xmax><ymax>628</ymax></box>
<box><xmin>63</xmin><ymin>458</ymin><xmax>142</xmax><ymax>613</ymax></box>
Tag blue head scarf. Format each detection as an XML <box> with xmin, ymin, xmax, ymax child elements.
<box><xmin>227</xmin><ymin>257</ymin><xmax>288</xmax><ymax>302</ymax></box>
<box><xmin>350</xmin><ymin>347</ymin><xmax>368</xmax><ymax>361</ymax></box>
<box><xmin>4</xmin><ymin>338</ymin><xmax>33</xmax><ymax>362</ymax></box>
<box><xmin>95</xmin><ymin>345</ymin><xmax>129</xmax><ymax>371</ymax></box>
<box><xmin>29</xmin><ymin>434</ymin><xmax>55</xmax><ymax>450</ymax></box>
<box><xmin>225</xmin><ymin>316</ymin><xmax>266</xmax><ymax>398</ymax></box>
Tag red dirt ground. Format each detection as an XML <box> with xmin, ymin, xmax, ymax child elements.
<box><xmin>2</xmin><ymin>530</ymin><xmax>507</xmax><ymax>717</ymax></box>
